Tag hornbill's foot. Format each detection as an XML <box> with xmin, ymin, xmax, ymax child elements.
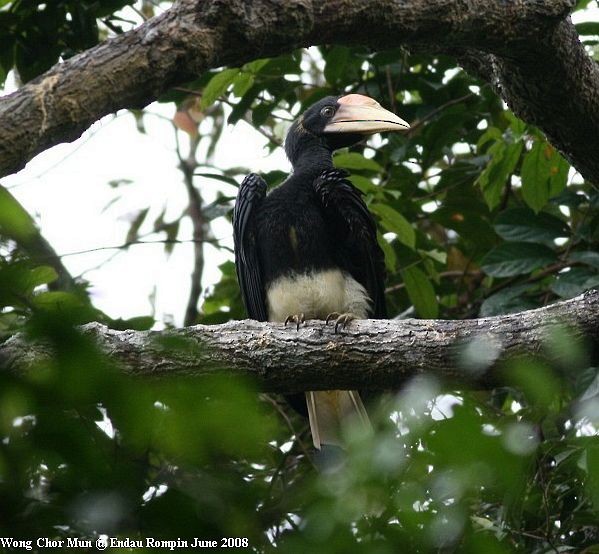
<box><xmin>284</xmin><ymin>313</ymin><xmax>305</xmax><ymax>331</ymax></box>
<box><xmin>325</xmin><ymin>312</ymin><xmax>357</xmax><ymax>334</ymax></box>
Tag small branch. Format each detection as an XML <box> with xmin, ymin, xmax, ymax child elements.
<box><xmin>406</xmin><ymin>92</ymin><xmax>477</xmax><ymax>136</ymax></box>
<box><xmin>179</xmin><ymin>132</ymin><xmax>206</xmax><ymax>327</ymax></box>
<box><xmin>385</xmin><ymin>66</ymin><xmax>397</xmax><ymax>114</ymax></box>
<box><xmin>485</xmin><ymin>260</ymin><xmax>577</xmax><ymax>299</ymax></box>
<box><xmin>386</xmin><ymin>270</ymin><xmax>482</xmax><ymax>294</ymax></box>
<box><xmin>19</xmin><ymin>238</ymin><xmax>231</xmax><ymax>261</ymax></box>
<box><xmin>260</xmin><ymin>394</ymin><xmax>313</xmax><ymax>465</ymax></box>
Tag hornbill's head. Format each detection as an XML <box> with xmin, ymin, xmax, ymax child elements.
<box><xmin>285</xmin><ymin>94</ymin><xmax>410</xmax><ymax>165</ymax></box>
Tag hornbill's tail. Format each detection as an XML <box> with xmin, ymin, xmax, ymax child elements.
<box><xmin>306</xmin><ymin>390</ymin><xmax>372</xmax><ymax>450</ymax></box>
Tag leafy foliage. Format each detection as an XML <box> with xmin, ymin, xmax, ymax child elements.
<box><xmin>1</xmin><ymin>1</ymin><xmax>599</xmax><ymax>552</ymax></box>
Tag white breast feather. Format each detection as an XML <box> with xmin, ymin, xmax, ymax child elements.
<box><xmin>266</xmin><ymin>269</ymin><xmax>370</xmax><ymax>322</ymax></box>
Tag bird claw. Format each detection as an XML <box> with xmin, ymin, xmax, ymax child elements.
<box><xmin>284</xmin><ymin>313</ymin><xmax>305</xmax><ymax>331</ymax></box>
<box><xmin>325</xmin><ymin>312</ymin><xmax>357</xmax><ymax>334</ymax></box>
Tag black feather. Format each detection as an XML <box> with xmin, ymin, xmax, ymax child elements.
<box><xmin>312</xmin><ymin>169</ymin><xmax>387</xmax><ymax>318</ymax></box>
<box><xmin>233</xmin><ymin>173</ymin><xmax>268</xmax><ymax>321</ymax></box>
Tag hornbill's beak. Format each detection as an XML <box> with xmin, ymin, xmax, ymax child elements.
<box><xmin>324</xmin><ymin>94</ymin><xmax>410</xmax><ymax>134</ymax></box>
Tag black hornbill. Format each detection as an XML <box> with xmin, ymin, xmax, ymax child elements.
<box><xmin>233</xmin><ymin>94</ymin><xmax>409</xmax><ymax>450</ymax></box>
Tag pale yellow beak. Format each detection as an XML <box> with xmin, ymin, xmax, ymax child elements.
<box><xmin>324</xmin><ymin>94</ymin><xmax>410</xmax><ymax>134</ymax></box>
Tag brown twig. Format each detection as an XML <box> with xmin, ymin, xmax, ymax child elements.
<box><xmin>385</xmin><ymin>269</ymin><xmax>482</xmax><ymax>294</ymax></box>
<box><xmin>177</xmin><ymin>131</ymin><xmax>206</xmax><ymax>327</ymax></box>
<box><xmin>385</xmin><ymin>66</ymin><xmax>397</xmax><ymax>113</ymax></box>
<box><xmin>260</xmin><ymin>394</ymin><xmax>314</xmax><ymax>468</ymax></box>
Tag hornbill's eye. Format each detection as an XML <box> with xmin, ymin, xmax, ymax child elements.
<box><xmin>320</xmin><ymin>106</ymin><xmax>335</xmax><ymax>118</ymax></box>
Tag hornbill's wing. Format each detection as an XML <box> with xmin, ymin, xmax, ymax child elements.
<box><xmin>233</xmin><ymin>173</ymin><xmax>268</xmax><ymax>321</ymax></box>
<box><xmin>313</xmin><ymin>169</ymin><xmax>387</xmax><ymax>318</ymax></box>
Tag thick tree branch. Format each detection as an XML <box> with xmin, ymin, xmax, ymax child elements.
<box><xmin>452</xmin><ymin>19</ymin><xmax>599</xmax><ymax>183</ymax></box>
<box><xmin>1</xmin><ymin>290</ymin><xmax>597</xmax><ymax>393</ymax></box>
<box><xmin>2</xmin><ymin>0</ymin><xmax>598</xmax><ymax>183</ymax></box>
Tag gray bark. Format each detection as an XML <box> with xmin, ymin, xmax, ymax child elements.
<box><xmin>1</xmin><ymin>290</ymin><xmax>597</xmax><ymax>393</ymax></box>
<box><xmin>1</xmin><ymin>0</ymin><xmax>598</xmax><ymax>183</ymax></box>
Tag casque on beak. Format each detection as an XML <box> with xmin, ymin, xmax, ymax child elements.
<box><xmin>324</xmin><ymin>94</ymin><xmax>410</xmax><ymax>134</ymax></box>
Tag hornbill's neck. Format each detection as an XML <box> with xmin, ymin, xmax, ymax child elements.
<box><xmin>285</xmin><ymin>121</ymin><xmax>334</xmax><ymax>180</ymax></box>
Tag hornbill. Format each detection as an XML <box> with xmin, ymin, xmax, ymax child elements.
<box><xmin>233</xmin><ymin>94</ymin><xmax>409</xmax><ymax>450</ymax></box>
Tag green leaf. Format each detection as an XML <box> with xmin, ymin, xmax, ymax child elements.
<box><xmin>0</xmin><ymin>185</ymin><xmax>37</xmax><ymax>242</ymax></box>
<box><xmin>521</xmin><ymin>141</ymin><xmax>568</xmax><ymax>213</ymax></box>
<box><xmin>109</xmin><ymin>316</ymin><xmax>154</xmax><ymax>331</ymax></box>
<box><xmin>420</xmin><ymin>249</ymin><xmax>447</xmax><ymax>264</ymax></box>
<box><xmin>324</xmin><ymin>46</ymin><xmax>351</xmax><ymax>85</ymax></box>
<box><xmin>195</xmin><ymin>172</ymin><xmax>240</xmax><ymax>188</ymax></box>
<box><xmin>401</xmin><ymin>266</ymin><xmax>438</xmax><ymax>318</ymax></box>
<box><xmin>481</xmin><ymin>242</ymin><xmax>557</xmax><ymax>277</ymax></box>
<box><xmin>570</xmin><ymin>251</ymin><xmax>599</xmax><ymax>269</ymax></box>
<box><xmin>476</xmin><ymin>141</ymin><xmax>522</xmax><ymax>210</ymax></box>
<box><xmin>232</xmin><ymin>72</ymin><xmax>254</xmax><ymax>97</ymax></box>
<box><xmin>243</xmin><ymin>58</ymin><xmax>269</xmax><ymax>73</ymax></box>
<box><xmin>260</xmin><ymin>170</ymin><xmax>287</xmax><ymax>187</ymax></box>
<box><xmin>369</xmin><ymin>204</ymin><xmax>415</xmax><ymax>249</ymax></box>
<box><xmin>227</xmin><ymin>82</ymin><xmax>260</xmax><ymax>125</ymax></box>
<box><xmin>480</xmin><ymin>284</ymin><xmax>538</xmax><ymax>317</ymax></box>
<box><xmin>494</xmin><ymin>208</ymin><xmax>569</xmax><ymax>244</ymax></box>
<box><xmin>251</xmin><ymin>102</ymin><xmax>272</xmax><ymax>127</ymax></box>
<box><xmin>586</xmin><ymin>444</ymin><xmax>599</xmax><ymax>512</ymax></box>
<box><xmin>576</xmin><ymin>22</ymin><xmax>599</xmax><ymax>35</ymax></box>
<box><xmin>575</xmin><ymin>0</ymin><xmax>593</xmax><ymax>10</ymax></box>
<box><xmin>377</xmin><ymin>232</ymin><xmax>397</xmax><ymax>273</ymax></box>
<box><xmin>549</xmin><ymin>155</ymin><xmax>569</xmax><ymax>195</ymax></box>
<box><xmin>431</xmin><ymin>207</ymin><xmax>496</xmax><ymax>251</ymax></box>
<box><xmin>126</xmin><ymin>207</ymin><xmax>149</xmax><ymax>244</ymax></box>
<box><xmin>200</xmin><ymin>68</ymin><xmax>240</xmax><ymax>110</ymax></box>
<box><xmin>32</xmin><ymin>291</ymin><xmax>85</xmax><ymax>311</ymax></box>
<box><xmin>333</xmin><ymin>152</ymin><xmax>382</xmax><ymax>172</ymax></box>
<box><xmin>0</xmin><ymin>262</ymin><xmax>59</xmax><ymax>307</ymax></box>
<box><xmin>257</xmin><ymin>55</ymin><xmax>301</xmax><ymax>76</ymax></box>
<box><xmin>27</xmin><ymin>266</ymin><xmax>58</xmax><ymax>288</ymax></box>
<box><xmin>504</xmin><ymin>359</ymin><xmax>561</xmax><ymax>413</ymax></box>
<box><xmin>476</xmin><ymin>127</ymin><xmax>502</xmax><ymax>151</ymax></box>
<box><xmin>163</xmin><ymin>221</ymin><xmax>180</xmax><ymax>256</ymax></box>
<box><xmin>107</xmin><ymin>178</ymin><xmax>133</xmax><ymax>189</ymax></box>
<box><xmin>508</xmin><ymin>114</ymin><xmax>527</xmax><ymax>138</ymax></box>
<box><xmin>348</xmin><ymin>174</ymin><xmax>379</xmax><ymax>194</ymax></box>
<box><xmin>551</xmin><ymin>267</ymin><xmax>599</xmax><ymax>299</ymax></box>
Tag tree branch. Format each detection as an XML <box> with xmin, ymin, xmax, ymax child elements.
<box><xmin>2</xmin><ymin>0</ymin><xmax>598</xmax><ymax>183</ymax></box>
<box><xmin>1</xmin><ymin>290</ymin><xmax>597</xmax><ymax>392</ymax></box>
<box><xmin>180</xmin><ymin>133</ymin><xmax>207</xmax><ymax>327</ymax></box>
